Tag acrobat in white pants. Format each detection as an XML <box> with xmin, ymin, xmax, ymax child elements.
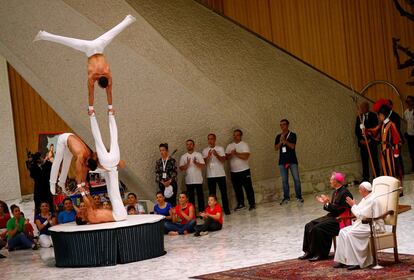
<box><xmin>34</xmin><ymin>15</ymin><xmax>136</xmax><ymax>57</ymax></box>
<box><xmin>90</xmin><ymin>114</ymin><xmax>127</xmax><ymax>221</ymax></box>
<box><xmin>49</xmin><ymin>133</ymin><xmax>74</xmax><ymax>195</ymax></box>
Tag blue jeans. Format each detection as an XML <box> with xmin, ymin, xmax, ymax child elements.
<box><xmin>7</xmin><ymin>233</ymin><xmax>33</xmax><ymax>250</ymax></box>
<box><xmin>279</xmin><ymin>164</ymin><xmax>302</xmax><ymax>199</ymax></box>
<box><xmin>164</xmin><ymin>220</ymin><xmax>196</xmax><ymax>234</ymax></box>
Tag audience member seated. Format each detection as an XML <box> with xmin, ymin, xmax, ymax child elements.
<box><xmin>165</xmin><ymin>192</ymin><xmax>196</xmax><ymax>235</ymax></box>
<box><xmin>333</xmin><ymin>182</ymin><xmax>384</xmax><ymax>270</ymax></box>
<box><xmin>93</xmin><ymin>195</ymin><xmax>102</xmax><ymax>209</ymax></box>
<box><xmin>6</xmin><ymin>205</ymin><xmax>38</xmax><ymax>251</ymax></box>
<box><xmin>58</xmin><ymin>198</ymin><xmax>76</xmax><ymax>224</ymax></box>
<box><xmin>75</xmin><ymin>201</ymin><xmax>88</xmax><ymax>225</ymax></box>
<box><xmin>35</xmin><ymin>202</ymin><xmax>57</xmax><ymax>248</ymax></box>
<box><xmin>125</xmin><ymin>192</ymin><xmax>145</xmax><ymax>214</ymax></box>
<box><xmin>153</xmin><ymin>191</ymin><xmax>172</xmax><ymax>221</ymax></box>
<box><xmin>102</xmin><ymin>200</ymin><xmax>112</xmax><ymax>210</ymax></box>
<box><xmin>299</xmin><ymin>172</ymin><xmax>352</xmax><ymax>261</ymax></box>
<box><xmin>127</xmin><ymin>205</ymin><xmax>137</xmax><ymax>215</ymax></box>
<box><xmin>194</xmin><ymin>195</ymin><xmax>223</xmax><ymax>237</ymax></box>
<box><xmin>0</xmin><ymin>200</ymin><xmax>10</xmax><ymax>239</ymax></box>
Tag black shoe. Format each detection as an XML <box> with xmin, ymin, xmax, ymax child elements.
<box><xmin>298</xmin><ymin>252</ymin><xmax>313</xmax><ymax>260</ymax></box>
<box><xmin>296</xmin><ymin>198</ymin><xmax>304</xmax><ymax>203</ymax></box>
<box><xmin>234</xmin><ymin>205</ymin><xmax>246</xmax><ymax>211</ymax></box>
<box><xmin>0</xmin><ymin>254</ymin><xmax>6</xmax><ymax>259</ymax></box>
<box><xmin>347</xmin><ymin>265</ymin><xmax>360</xmax><ymax>270</ymax></box>
<box><xmin>308</xmin><ymin>256</ymin><xmax>323</xmax><ymax>262</ymax></box>
<box><xmin>280</xmin><ymin>198</ymin><xmax>290</xmax><ymax>205</ymax></box>
<box><xmin>333</xmin><ymin>262</ymin><xmax>347</xmax><ymax>268</ymax></box>
<box><xmin>194</xmin><ymin>232</ymin><xmax>201</xmax><ymax>237</ymax></box>
<box><xmin>249</xmin><ymin>205</ymin><xmax>256</xmax><ymax>211</ymax></box>
<box><xmin>224</xmin><ymin>211</ymin><xmax>231</xmax><ymax>215</ymax></box>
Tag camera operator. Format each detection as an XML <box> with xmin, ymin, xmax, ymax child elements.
<box><xmin>26</xmin><ymin>151</ymin><xmax>54</xmax><ymax>216</ymax></box>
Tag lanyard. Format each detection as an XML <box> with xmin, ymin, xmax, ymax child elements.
<box><xmin>161</xmin><ymin>157</ymin><xmax>168</xmax><ymax>172</ymax></box>
<box><xmin>284</xmin><ymin>131</ymin><xmax>291</xmax><ymax>142</ymax></box>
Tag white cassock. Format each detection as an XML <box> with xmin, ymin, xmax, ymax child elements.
<box><xmin>334</xmin><ymin>193</ymin><xmax>384</xmax><ymax>268</ymax></box>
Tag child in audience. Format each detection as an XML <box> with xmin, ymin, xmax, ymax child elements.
<box><xmin>35</xmin><ymin>202</ymin><xmax>57</xmax><ymax>247</ymax></box>
<box><xmin>102</xmin><ymin>200</ymin><xmax>112</xmax><ymax>210</ymax></box>
<box><xmin>6</xmin><ymin>205</ymin><xmax>38</xmax><ymax>251</ymax></box>
<box><xmin>75</xmin><ymin>201</ymin><xmax>88</xmax><ymax>225</ymax></box>
<box><xmin>127</xmin><ymin>205</ymin><xmax>137</xmax><ymax>215</ymax></box>
<box><xmin>194</xmin><ymin>195</ymin><xmax>223</xmax><ymax>237</ymax></box>
<box><xmin>125</xmin><ymin>193</ymin><xmax>145</xmax><ymax>214</ymax></box>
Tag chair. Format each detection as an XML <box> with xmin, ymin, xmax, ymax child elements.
<box><xmin>363</xmin><ymin>176</ymin><xmax>400</xmax><ymax>264</ymax></box>
<box><xmin>333</xmin><ymin>208</ymin><xmax>354</xmax><ymax>251</ymax></box>
<box><xmin>139</xmin><ymin>199</ymin><xmax>155</xmax><ymax>214</ymax></box>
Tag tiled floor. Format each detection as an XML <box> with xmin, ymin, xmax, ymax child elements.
<box><xmin>1</xmin><ymin>183</ymin><xmax>413</xmax><ymax>280</ymax></box>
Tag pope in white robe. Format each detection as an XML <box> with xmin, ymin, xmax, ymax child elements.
<box><xmin>334</xmin><ymin>182</ymin><xmax>384</xmax><ymax>268</ymax></box>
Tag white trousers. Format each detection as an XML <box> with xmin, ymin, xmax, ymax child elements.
<box><xmin>49</xmin><ymin>133</ymin><xmax>74</xmax><ymax>194</ymax></box>
<box><xmin>103</xmin><ymin>170</ymin><xmax>127</xmax><ymax>221</ymax></box>
<box><xmin>34</xmin><ymin>15</ymin><xmax>136</xmax><ymax>57</ymax></box>
<box><xmin>39</xmin><ymin>234</ymin><xmax>53</xmax><ymax>248</ymax></box>
<box><xmin>90</xmin><ymin>114</ymin><xmax>119</xmax><ymax>169</ymax></box>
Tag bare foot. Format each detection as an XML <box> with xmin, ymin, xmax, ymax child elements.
<box><xmin>183</xmin><ymin>230</ymin><xmax>189</xmax><ymax>235</ymax></box>
<box><xmin>168</xmin><ymin>231</ymin><xmax>179</xmax><ymax>236</ymax></box>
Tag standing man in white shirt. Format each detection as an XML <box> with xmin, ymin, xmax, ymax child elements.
<box><xmin>180</xmin><ymin>139</ymin><xmax>206</xmax><ymax>213</ymax></box>
<box><xmin>226</xmin><ymin>129</ymin><xmax>256</xmax><ymax>211</ymax></box>
<box><xmin>404</xmin><ymin>96</ymin><xmax>414</xmax><ymax>172</ymax></box>
<box><xmin>202</xmin><ymin>133</ymin><xmax>231</xmax><ymax>215</ymax></box>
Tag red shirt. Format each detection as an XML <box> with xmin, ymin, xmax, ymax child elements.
<box><xmin>0</xmin><ymin>213</ymin><xmax>10</xmax><ymax>229</ymax></box>
<box><xmin>175</xmin><ymin>203</ymin><xmax>195</xmax><ymax>225</ymax></box>
<box><xmin>206</xmin><ymin>204</ymin><xmax>223</xmax><ymax>225</ymax></box>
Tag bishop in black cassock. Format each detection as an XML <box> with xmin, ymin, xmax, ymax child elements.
<box><xmin>299</xmin><ymin>172</ymin><xmax>353</xmax><ymax>261</ymax></box>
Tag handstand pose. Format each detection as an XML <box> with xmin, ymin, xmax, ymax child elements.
<box><xmin>34</xmin><ymin>15</ymin><xmax>136</xmax><ymax>114</ymax></box>
<box><xmin>49</xmin><ymin>133</ymin><xmax>98</xmax><ymax>195</ymax></box>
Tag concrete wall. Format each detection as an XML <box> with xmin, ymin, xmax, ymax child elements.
<box><xmin>0</xmin><ymin>0</ymin><xmax>361</xmax><ymax>203</ymax></box>
<box><xmin>0</xmin><ymin>55</ymin><xmax>21</xmax><ymax>201</ymax></box>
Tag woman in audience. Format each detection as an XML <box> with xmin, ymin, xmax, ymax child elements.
<box><xmin>154</xmin><ymin>191</ymin><xmax>172</xmax><ymax>221</ymax></box>
<box><xmin>75</xmin><ymin>201</ymin><xmax>88</xmax><ymax>225</ymax></box>
<box><xmin>124</xmin><ymin>193</ymin><xmax>145</xmax><ymax>214</ymax></box>
<box><xmin>34</xmin><ymin>202</ymin><xmax>57</xmax><ymax>247</ymax></box>
<box><xmin>155</xmin><ymin>143</ymin><xmax>178</xmax><ymax>206</ymax></box>
<box><xmin>6</xmin><ymin>205</ymin><xmax>38</xmax><ymax>250</ymax></box>
<box><xmin>102</xmin><ymin>200</ymin><xmax>112</xmax><ymax>210</ymax></box>
<box><xmin>0</xmin><ymin>200</ymin><xmax>10</xmax><ymax>233</ymax></box>
<box><xmin>165</xmin><ymin>192</ymin><xmax>196</xmax><ymax>235</ymax></box>
<box><xmin>58</xmin><ymin>198</ymin><xmax>76</xmax><ymax>224</ymax></box>
<box><xmin>194</xmin><ymin>195</ymin><xmax>223</xmax><ymax>237</ymax></box>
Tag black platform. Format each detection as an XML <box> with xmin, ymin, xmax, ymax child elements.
<box><xmin>49</xmin><ymin>215</ymin><xmax>166</xmax><ymax>267</ymax></box>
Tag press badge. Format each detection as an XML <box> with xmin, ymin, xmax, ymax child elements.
<box><xmin>282</xmin><ymin>147</ymin><xmax>287</xmax><ymax>153</ymax></box>
<box><xmin>162</xmin><ymin>172</ymin><xmax>167</xmax><ymax>179</ymax></box>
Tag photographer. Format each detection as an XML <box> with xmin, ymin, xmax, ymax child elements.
<box><xmin>26</xmin><ymin>151</ymin><xmax>54</xmax><ymax>216</ymax></box>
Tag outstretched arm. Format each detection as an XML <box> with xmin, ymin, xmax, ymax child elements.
<box><xmin>88</xmin><ymin>77</ymin><xmax>95</xmax><ymax>115</ymax></box>
<box><xmin>106</xmin><ymin>75</ymin><xmax>113</xmax><ymax>106</ymax></box>
<box><xmin>75</xmin><ymin>157</ymin><xmax>88</xmax><ymax>185</ymax></box>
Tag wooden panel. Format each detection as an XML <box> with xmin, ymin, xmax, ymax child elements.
<box><xmin>7</xmin><ymin>63</ymin><xmax>74</xmax><ymax>195</ymax></box>
<box><xmin>201</xmin><ymin>0</ymin><xmax>414</xmax><ymax>115</ymax></box>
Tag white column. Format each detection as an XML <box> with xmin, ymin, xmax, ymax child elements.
<box><xmin>0</xmin><ymin>55</ymin><xmax>21</xmax><ymax>201</ymax></box>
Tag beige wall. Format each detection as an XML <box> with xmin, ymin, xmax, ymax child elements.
<box><xmin>0</xmin><ymin>0</ymin><xmax>362</xmax><ymax>203</ymax></box>
<box><xmin>0</xmin><ymin>55</ymin><xmax>21</xmax><ymax>201</ymax></box>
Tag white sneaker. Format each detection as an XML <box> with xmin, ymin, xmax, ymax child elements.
<box><xmin>200</xmin><ymin>231</ymin><xmax>209</xmax><ymax>236</ymax></box>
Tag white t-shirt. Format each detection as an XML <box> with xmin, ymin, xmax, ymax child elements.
<box><xmin>179</xmin><ymin>152</ymin><xmax>205</xmax><ymax>184</ymax></box>
<box><xmin>202</xmin><ymin>146</ymin><xmax>226</xmax><ymax>178</ymax></box>
<box><xmin>404</xmin><ymin>109</ymin><xmax>414</xmax><ymax>136</ymax></box>
<box><xmin>225</xmin><ymin>141</ymin><xmax>250</xmax><ymax>173</ymax></box>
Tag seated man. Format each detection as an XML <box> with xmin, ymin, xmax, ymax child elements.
<box><xmin>333</xmin><ymin>182</ymin><xmax>384</xmax><ymax>270</ymax></box>
<box><xmin>299</xmin><ymin>172</ymin><xmax>353</xmax><ymax>261</ymax></box>
<box><xmin>49</xmin><ymin>133</ymin><xmax>98</xmax><ymax>195</ymax></box>
<box><xmin>194</xmin><ymin>195</ymin><xmax>223</xmax><ymax>237</ymax></box>
<box><xmin>58</xmin><ymin>198</ymin><xmax>76</xmax><ymax>224</ymax></box>
<box><xmin>125</xmin><ymin>193</ymin><xmax>145</xmax><ymax>214</ymax></box>
<box><xmin>165</xmin><ymin>192</ymin><xmax>196</xmax><ymax>235</ymax></box>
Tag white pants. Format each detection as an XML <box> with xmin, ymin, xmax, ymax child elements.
<box><xmin>90</xmin><ymin>114</ymin><xmax>119</xmax><ymax>169</ymax></box>
<box><xmin>49</xmin><ymin>133</ymin><xmax>74</xmax><ymax>194</ymax></box>
<box><xmin>34</xmin><ymin>15</ymin><xmax>136</xmax><ymax>57</ymax></box>
<box><xmin>103</xmin><ymin>170</ymin><xmax>127</xmax><ymax>221</ymax></box>
<box><xmin>39</xmin><ymin>234</ymin><xmax>53</xmax><ymax>248</ymax></box>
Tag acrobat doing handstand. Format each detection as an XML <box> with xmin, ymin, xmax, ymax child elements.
<box><xmin>34</xmin><ymin>15</ymin><xmax>136</xmax><ymax>114</ymax></box>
